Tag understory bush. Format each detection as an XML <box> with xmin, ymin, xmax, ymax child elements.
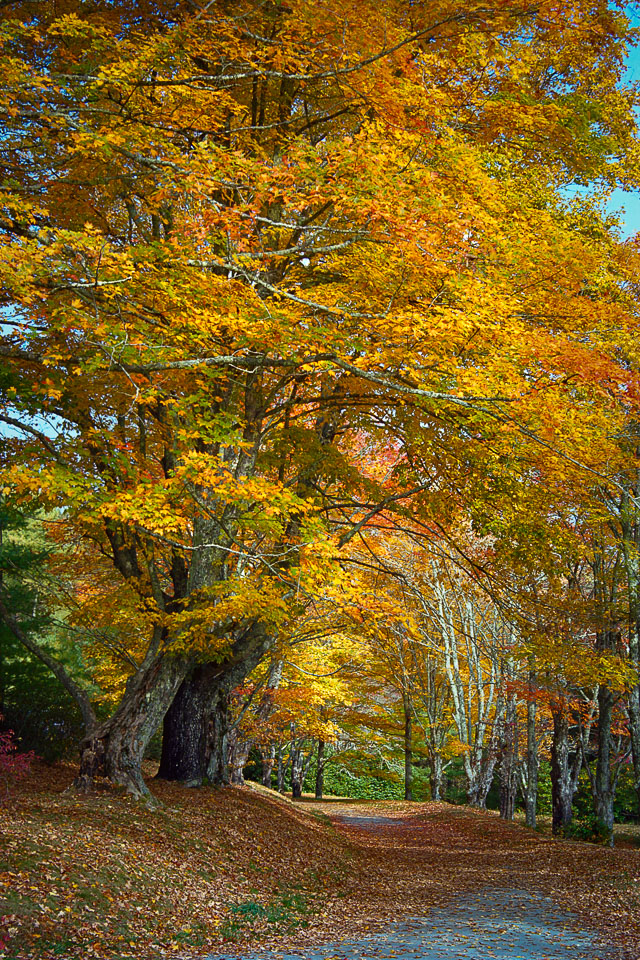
<box><xmin>561</xmin><ymin>814</ymin><xmax>611</xmax><ymax>844</ymax></box>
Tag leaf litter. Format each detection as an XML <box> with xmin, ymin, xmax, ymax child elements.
<box><xmin>1</xmin><ymin>767</ymin><xmax>639</xmax><ymax>959</ymax></box>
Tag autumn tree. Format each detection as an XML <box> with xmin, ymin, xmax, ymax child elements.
<box><xmin>2</xmin><ymin>0</ymin><xmax>640</xmax><ymax>798</ymax></box>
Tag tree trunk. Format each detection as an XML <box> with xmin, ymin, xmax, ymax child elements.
<box><xmin>430</xmin><ymin>753</ymin><xmax>444</xmax><ymax>801</ymax></box>
<box><xmin>525</xmin><ymin>678</ymin><xmax>538</xmax><ymax>829</ymax></box>
<box><xmin>466</xmin><ymin>745</ymin><xmax>499</xmax><ymax>809</ymax></box>
<box><xmin>593</xmin><ymin>683</ymin><xmax>615</xmax><ymax>843</ymax></box>
<box><xmin>627</xmin><ymin>684</ymin><xmax>640</xmax><ymax>813</ymax></box>
<box><xmin>227</xmin><ymin>727</ymin><xmax>251</xmax><ymax>786</ymax></box>
<box><xmin>261</xmin><ymin>744</ymin><xmax>275</xmax><ymax>787</ymax></box>
<box><xmin>205</xmin><ymin>683</ymin><xmax>231</xmax><ymax>785</ymax></box>
<box><xmin>403</xmin><ymin>691</ymin><xmax>413</xmax><ymax>802</ymax></box>
<box><xmin>315</xmin><ymin>739</ymin><xmax>325</xmax><ymax>800</ymax></box>
<box><xmin>550</xmin><ymin>701</ymin><xmax>574</xmax><ymax>834</ymax></box>
<box><xmin>158</xmin><ymin>622</ymin><xmax>271</xmax><ymax>785</ymax></box>
<box><xmin>499</xmin><ymin>694</ymin><xmax>518</xmax><ymax>821</ymax></box>
<box><xmin>277</xmin><ymin>743</ymin><xmax>286</xmax><ymax>793</ymax></box>
<box><xmin>157</xmin><ymin>664</ymin><xmax>209</xmax><ymax>783</ymax></box>
<box><xmin>291</xmin><ymin>743</ymin><xmax>304</xmax><ymax>799</ymax></box>
<box><xmin>77</xmin><ymin>642</ymin><xmax>189</xmax><ymax>798</ymax></box>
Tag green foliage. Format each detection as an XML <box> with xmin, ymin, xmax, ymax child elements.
<box><xmin>2</xmin><ymin>662</ymin><xmax>84</xmax><ymax>762</ymax></box>
<box><xmin>408</xmin><ymin>766</ymin><xmax>432</xmax><ymax>802</ymax></box>
<box><xmin>0</xmin><ymin>506</ymin><xmax>95</xmax><ymax>759</ymax></box>
<box><xmin>536</xmin><ymin>762</ymin><xmax>553</xmax><ymax>817</ymax></box>
<box><xmin>613</xmin><ymin>766</ymin><xmax>639</xmax><ymax>823</ymax></box>
<box><xmin>561</xmin><ymin>814</ymin><xmax>611</xmax><ymax>844</ymax></box>
<box><xmin>303</xmin><ymin>759</ymin><xmax>403</xmax><ymax>800</ymax></box>
<box><xmin>439</xmin><ymin>758</ymin><xmax>469</xmax><ymax>805</ymax></box>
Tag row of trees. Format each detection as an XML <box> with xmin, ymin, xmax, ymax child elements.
<box><xmin>2</xmin><ymin>0</ymin><xmax>640</xmax><ymax>840</ymax></box>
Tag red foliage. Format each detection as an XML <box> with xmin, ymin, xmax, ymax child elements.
<box><xmin>0</xmin><ymin>716</ymin><xmax>35</xmax><ymax>794</ymax></box>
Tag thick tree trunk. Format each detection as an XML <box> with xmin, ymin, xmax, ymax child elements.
<box><xmin>403</xmin><ymin>691</ymin><xmax>413</xmax><ymax>801</ymax></box>
<box><xmin>550</xmin><ymin>701</ymin><xmax>574</xmax><ymax>834</ymax></box>
<box><xmin>77</xmin><ymin>642</ymin><xmax>189</xmax><ymax>798</ymax></box>
<box><xmin>315</xmin><ymin>739</ymin><xmax>325</xmax><ymax>800</ymax></box>
<box><xmin>157</xmin><ymin>664</ymin><xmax>209</xmax><ymax>783</ymax></box>
<box><xmin>158</xmin><ymin>622</ymin><xmax>271</xmax><ymax>785</ymax></box>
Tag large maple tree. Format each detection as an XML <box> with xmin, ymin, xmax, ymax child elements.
<box><xmin>1</xmin><ymin>0</ymin><xmax>639</xmax><ymax>794</ymax></box>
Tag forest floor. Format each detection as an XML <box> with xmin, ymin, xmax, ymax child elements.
<box><xmin>1</xmin><ymin>764</ymin><xmax>640</xmax><ymax>959</ymax></box>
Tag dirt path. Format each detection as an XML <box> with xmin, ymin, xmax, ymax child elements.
<box><xmin>211</xmin><ymin>803</ymin><xmax>638</xmax><ymax>960</ymax></box>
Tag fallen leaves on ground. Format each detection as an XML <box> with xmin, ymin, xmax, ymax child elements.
<box><xmin>1</xmin><ymin>767</ymin><xmax>639</xmax><ymax>959</ymax></box>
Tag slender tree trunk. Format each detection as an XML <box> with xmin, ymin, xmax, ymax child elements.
<box><xmin>499</xmin><ymin>694</ymin><xmax>518</xmax><ymax>821</ymax></box>
<box><xmin>291</xmin><ymin>743</ymin><xmax>304</xmax><ymax>799</ymax></box>
<box><xmin>315</xmin><ymin>739</ymin><xmax>325</xmax><ymax>800</ymax></box>
<box><xmin>593</xmin><ymin>683</ymin><xmax>615</xmax><ymax>843</ymax></box>
<box><xmin>262</xmin><ymin>744</ymin><xmax>275</xmax><ymax>787</ymax></box>
<box><xmin>227</xmin><ymin>728</ymin><xmax>251</xmax><ymax>785</ymax></box>
<box><xmin>525</xmin><ymin>676</ymin><xmax>538</xmax><ymax>828</ymax></box>
<box><xmin>205</xmin><ymin>684</ymin><xmax>231</xmax><ymax>785</ymax></box>
<box><xmin>466</xmin><ymin>744</ymin><xmax>500</xmax><ymax>809</ymax></box>
<box><xmin>430</xmin><ymin>753</ymin><xmax>444</xmax><ymax>801</ymax></box>
<box><xmin>403</xmin><ymin>691</ymin><xmax>413</xmax><ymax>801</ymax></box>
<box><xmin>550</xmin><ymin>701</ymin><xmax>574</xmax><ymax>834</ymax></box>
<box><xmin>277</xmin><ymin>743</ymin><xmax>286</xmax><ymax>793</ymax></box>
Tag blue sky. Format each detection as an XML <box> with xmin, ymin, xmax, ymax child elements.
<box><xmin>606</xmin><ymin>7</ymin><xmax>640</xmax><ymax>235</ymax></box>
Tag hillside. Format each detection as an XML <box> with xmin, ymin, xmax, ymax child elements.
<box><xmin>2</xmin><ymin>765</ymin><xmax>640</xmax><ymax>959</ymax></box>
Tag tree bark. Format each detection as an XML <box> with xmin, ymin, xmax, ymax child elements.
<box><xmin>277</xmin><ymin>743</ymin><xmax>286</xmax><ymax>793</ymax></box>
<box><xmin>592</xmin><ymin>683</ymin><xmax>615</xmax><ymax>843</ymax></box>
<box><xmin>227</xmin><ymin>727</ymin><xmax>251</xmax><ymax>785</ymax></box>
<box><xmin>403</xmin><ymin>690</ymin><xmax>413</xmax><ymax>801</ymax></box>
<box><xmin>430</xmin><ymin>753</ymin><xmax>444</xmax><ymax>801</ymax></box>
<box><xmin>157</xmin><ymin>664</ymin><xmax>209</xmax><ymax>783</ymax></box>
<box><xmin>550</xmin><ymin>700</ymin><xmax>574</xmax><ymax>834</ymax></box>
<box><xmin>158</xmin><ymin>622</ymin><xmax>271</xmax><ymax>785</ymax></box>
<box><xmin>524</xmin><ymin>674</ymin><xmax>538</xmax><ymax>828</ymax></box>
<box><xmin>77</xmin><ymin>637</ymin><xmax>189</xmax><ymax>798</ymax></box>
<box><xmin>290</xmin><ymin>742</ymin><xmax>304</xmax><ymax>799</ymax></box>
<box><xmin>627</xmin><ymin>684</ymin><xmax>640</xmax><ymax>812</ymax></box>
<box><xmin>262</xmin><ymin>744</ymin><xmax>276</xmax><ymax>787</ymax></box>
<box><xmin>315</xmin><ymin>738</ymin><xmax>325</xmax><ymax>800</ymax></box>
<box><xmin>499</xmin><ymin>693</ymin><xmax>518</xmax><ymax>821</ymax></box>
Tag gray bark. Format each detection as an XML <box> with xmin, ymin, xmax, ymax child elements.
<box><xmin>77</xmin><ymin>632</ymin><xmax>190</xmax><ymax>798</ymax></box>
<box><xmin>315</xmin><ymin>739</ymin><xmax>325</xmax><ymax>800</ymax></box>
<box><xmin>403</xmin><ymin>690</ymin><xmax>413</xmax><ymax>801</ymax></box>
<box><xmin>524</xmin><ymin>683</ymin><xmax>538</xmax><ymax>828</ymax></box>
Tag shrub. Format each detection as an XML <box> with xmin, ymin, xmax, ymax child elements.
<box><xmin>561</xmin><ymin>813</ymin><xmax>611</xmax><ymax>844</ymax></box>
<box><xmin>0</xmin><ymin>717</ymin><xmax>35</xmax><ymax>796</ymax></box>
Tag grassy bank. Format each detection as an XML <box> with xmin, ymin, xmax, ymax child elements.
<box><xmin>0</xmin><ymin>764</ymin><xmax>355</xmax><ymax>960</ymax></box>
